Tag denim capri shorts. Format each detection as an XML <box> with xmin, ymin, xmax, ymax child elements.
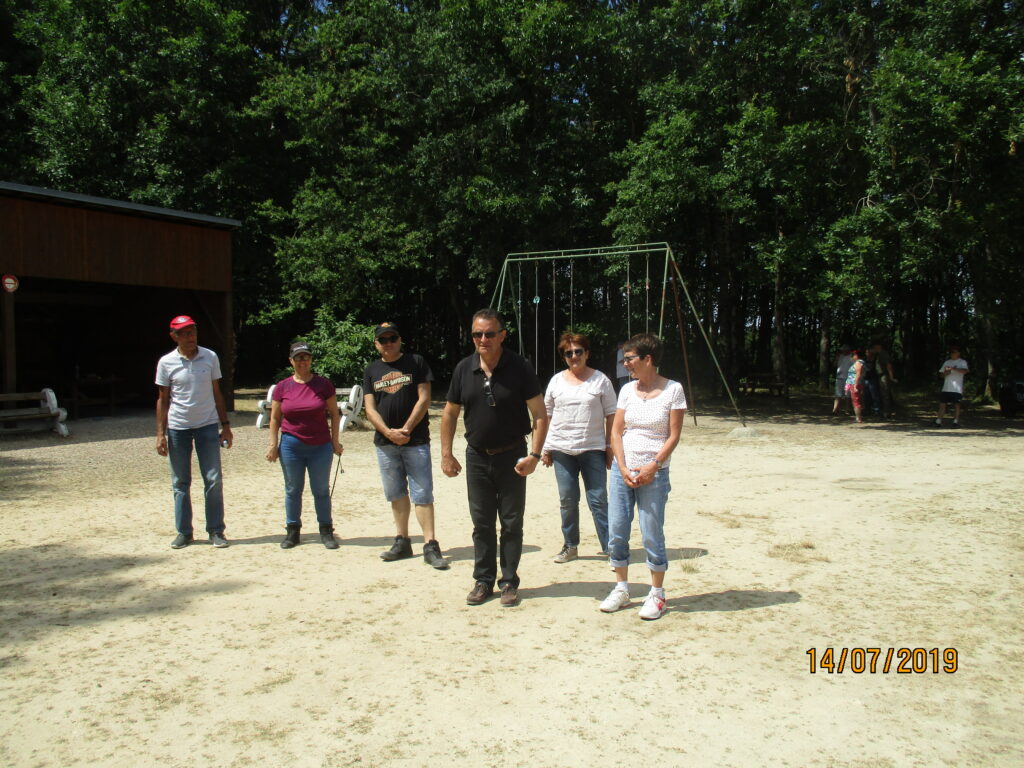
<box><xmin>375</xmin><ymin>442</ymin><xmax>434</xmax><ymax>504</ymax></box>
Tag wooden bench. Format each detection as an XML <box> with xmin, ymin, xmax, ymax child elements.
<box><xmin>0</xmin><ymin>389</ymin><xmax>71</xmax><ymax>437</ymax></box>
<box><xmin>256</xmin><ymin>384</ymin><xmax>364</xmax><ymax>431</ymax></box>
<box><xmin>739</xmin><ymin>373</ymin><xmax>788</xmax><ymax>397</ymax></box>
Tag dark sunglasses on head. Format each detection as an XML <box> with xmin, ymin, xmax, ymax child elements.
<box><xmin>377</xmin><ymin>335</ymin><xmax>399</xmax><ymax>344</ymax></box>
<box><xmin>472</xmin><ymin>330</ymin><xmax>500</xmax><ymax>339</ymax></box>
<box><xmin>564</xmin><ymin>349</ymin><xmax>586</xmax><ymax>358</ymax></box>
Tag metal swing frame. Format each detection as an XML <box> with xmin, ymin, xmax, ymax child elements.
<box><xmin>489</xmin><ymin>242</ymin><xmax>746</xmax><ymax>427</ymax></box>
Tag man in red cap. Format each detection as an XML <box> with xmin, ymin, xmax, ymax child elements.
<box><xmin>155</xmin><ymin>315</ymin><xmax>233</xmax><ymax>548</ymax></box>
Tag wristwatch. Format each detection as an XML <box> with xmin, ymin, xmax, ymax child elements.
<box><xmin>529</xmin><ymin>451</ymin><xmax>542</xmax><ymax>460</ymax></box>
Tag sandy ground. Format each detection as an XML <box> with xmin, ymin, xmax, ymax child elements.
<box><xmin>1</xmin><ymin>393</ymin><xmax>1022</xmax><ymax>768</ymax></box>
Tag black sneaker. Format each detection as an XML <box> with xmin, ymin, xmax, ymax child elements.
<box><xmin>170</xmin><ymin>533</ymin><xmax>193</xmax><ymax>549</ymax></box>
<box><xmin>423</xmin><ymin>540</ymin><xmax>449</xmax><ymax>570</ymax></box>
<box><xmin>380</xmin><ymin>535</ymin><xmax>413</xmax><ymax>561</ymax></box>
<box><xmin>209</xmin><ymin>532</ymin><xmax>229</xmax><ymax>548</ymax></box>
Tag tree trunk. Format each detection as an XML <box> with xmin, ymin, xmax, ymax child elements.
<box><xmin>819</xmin><ymin>308</ymin><xmax>830</xmax><ymax>390</ymax></box>
<box><xmin>771</xmin><ymin>260</ymin><xmax>786</xmax><ymax>386</ymax></box>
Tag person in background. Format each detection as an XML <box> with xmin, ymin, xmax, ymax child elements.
<box><xmin>266</xmin><ymin>341</ymin><xmax>344</xmax><ymax>549</ymax></box>
<box><xmin>845</xmin><ymin>348</ymin><xmax>865</xmax><ymax>424</ymax></box>
<box><xmin>871</xmin><ymin>340</ymin><xmax>899</xmax><ymax>419</ymax></box>
<box><xmin>935</xmin><ymin>346</ymin><xmax>969</xmax><ymax>428</ymax></box>
<box><xmin>156</xmin><ymin>315</ymin><xmax>233</xmax><ymax>550</ymax></box>
<box><xmin>615</xmin><ymin>341</ymin><xmax>630</xmax><ymax>391</ymax></box>
<box><xmin>541</xmin><ymin>332</ymin><xmax>617</xmax><ymax>563</ymax></box>
<box><xmin>601</xmin><ymin>333</ymin><xmax>686</xmax><ymax>621</ymax></box>
<box><xmin>831</xmin><ymin>344</ymin><xmax>853</xmax><ymax>417</ymax></box>
<box><xmin>861</xmin><ymin>347</ymin><xmax>881</xmax><ymax>419</ymax></box>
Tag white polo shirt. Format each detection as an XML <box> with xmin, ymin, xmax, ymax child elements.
<box><xmin>156</xmin><ymin>346</ymin><xmax>222</xmax><ymax>430</ymax></box>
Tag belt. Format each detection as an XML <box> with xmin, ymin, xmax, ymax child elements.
<box><xmin>475</xmin><ymin>440</ymin><xmax>523</xmax><ymax>456</ymax></box>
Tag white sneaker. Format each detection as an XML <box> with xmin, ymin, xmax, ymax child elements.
<box><xmin>599</xmin><ymin>586</ymin><xmax>631</xmax><ymax>613</ymax></box>
<box><xmin>638</xmin><ymin>591</ymin><xmax>666</xmax><ymax>620</ymax></box>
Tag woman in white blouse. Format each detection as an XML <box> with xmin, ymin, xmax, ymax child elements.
<box><xmin>540</xmin><ymin>333</ymin><xmax>617</xmax><ymax>563</ymax></box>
<box><xmin>601</xmin><ymin>333</ymin><xmax>686</xmax><ymax>620</ymax></box>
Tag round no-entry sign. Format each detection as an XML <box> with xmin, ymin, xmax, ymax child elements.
<box><xmin>2</xmin><ymin>274</ymin><xmax>18</xmax><ymax>293</ymax></box>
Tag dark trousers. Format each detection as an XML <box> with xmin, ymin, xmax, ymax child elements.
<box><xmin>465</xmin><ymin>442</ymin><xmax>527</xmax><ymax>589</ymax></box>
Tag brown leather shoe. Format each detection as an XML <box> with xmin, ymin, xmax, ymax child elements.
<box><xmin>466</xmin><ymin>581</ymin><xmax>493</xmax><ymax>605</ymax></box>
<box><xmin>499</xmin><ymin>584</ymin><xmax>520</xmax><ymax>607</ymax></box>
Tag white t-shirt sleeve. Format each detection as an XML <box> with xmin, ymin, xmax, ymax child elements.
<box><xmin>670</xmin><ymin>380</ymin><xmax>688</xmax><ymax>410</ymax></box>
<box><xmin>544</xmin><ymin>375</ymin><xmax>557</xmax><ymax>419</ymax></box>
<box><xmin>211</xmin><ymin>351</ymin><xmax>223</xmax><ymax>381</ymax></box>
<box><xmin>155</xmin><ymin>357</ymin><xmax>170</xmax><ymax>387</ymax></box>
<box><xmin>600</xmin><ymin>374</ymin><xmax>617</xmax><ymax>415</ymax></box>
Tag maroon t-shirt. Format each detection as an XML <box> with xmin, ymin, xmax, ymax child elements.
<box><xmin>272</xmin><ymin>375</ymin><xmax>334</xmax><ymax>444</ymax></box>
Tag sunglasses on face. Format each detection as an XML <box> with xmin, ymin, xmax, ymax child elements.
<box><xmin>482</xmin><ymin>377</ymin><xmax>496</xmax><ymax>407</ymax></box>
<box><xmin>622</xmin><ymin>354</ymin><xmax>643</xmax><ymax>363</ymax></box>
<box><xmin>292</xmin><ymin>354</ymin><xmax>312</xmax><ymax>362</ymax></box>
<box><xmin>377</xmin><ymin>335</ymin><xmax>399</xmax><ymax>344</ymax></box>
<box><xmin>564</xmin><ymin>349</ymin><xmax>586</xmax><ymax>358</ymax></box>
<box><xmin>472</xmin><ymin>330</ymin><xmax>500</xmax><ymax>340</ymax></box>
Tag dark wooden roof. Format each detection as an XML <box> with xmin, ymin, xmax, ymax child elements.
<box><xmin>1</xmin><ymin>181</ymin><xmax>239</xmax><ymax>292</ymax></box>
<box><xmin>0</xmin><ymin>182</ymin><xmax>241</xmax><ymax>229</ymax></box>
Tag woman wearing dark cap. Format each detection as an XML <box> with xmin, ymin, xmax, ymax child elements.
<box><xmin>266</xmin><ymin>341</ymin><xmax>344</xmax><ymax>548</ymax></box>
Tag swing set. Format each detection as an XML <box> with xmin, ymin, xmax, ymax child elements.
<box><xmin>488</xmin><ymin>242</ymin><xmax>746</xmax><ymax>427</ymax></box>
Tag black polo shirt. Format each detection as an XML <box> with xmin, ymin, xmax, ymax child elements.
<box><xmin>446</xmin><ymin>348</ymin><xmax>541</xmax><ymax>451</ymax></box>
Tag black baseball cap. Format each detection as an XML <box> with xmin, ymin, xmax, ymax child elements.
<box><xmin>374</xmin><ymin>322</ymin><xmax>401</xmax><ymax>339</ymax></box>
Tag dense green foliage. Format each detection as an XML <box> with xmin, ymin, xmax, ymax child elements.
<box><xmin>3</xmin><ymin>0</ymin><xmax>1021</xmax><ymax>394</ymax></box>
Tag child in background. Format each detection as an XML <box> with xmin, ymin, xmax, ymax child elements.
<box><xmin>935</xmin><ymin>346</ymin><xmax>969</xmax><ymax>427</ymax></box>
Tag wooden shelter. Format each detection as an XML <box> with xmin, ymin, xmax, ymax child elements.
<box><xmin>0</xmin><ymin>182</ymin><xmax>240</xmax><ymax>414</ymax></box>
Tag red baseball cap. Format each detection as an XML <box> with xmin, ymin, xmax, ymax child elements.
<box><xmin>169</xmin><ymin>315</ymin><xmax>196</xmax><ymax>330</ymax></box>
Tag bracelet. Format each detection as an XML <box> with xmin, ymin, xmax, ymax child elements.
<box><xmin>221</xmin><ymin>421</ymin><xmax>231</xmax><ymax>426</ymax></box>
<box><xmin>529</xmin><ymin>451</ymin><xmax>542</xmax><ymax>460</ymax></box>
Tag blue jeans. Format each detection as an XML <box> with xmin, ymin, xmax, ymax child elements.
<box><xmin>167</xmin><ymin>423</ymin><xmax>224</xmax><ymax>535</ymax></box>
<box><xmin>550</xmin><ymin>450</ymin><xmax>608</xmax><ymax>552</ymax></box>
<box><xmin>375</xmin><ymin>443</ymin><xmax>434</xmax><ymax>504</ymax></box>
<box><xmin>607</xmin><ymin>459</ymin><xmax>671</xmax><ymax>572</ymax></box>
<box><xmin>279</xmin><ymin>433</ymin><xmax>334</xmax><ymax>526</ymax></box>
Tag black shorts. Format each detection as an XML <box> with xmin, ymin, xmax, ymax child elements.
<box><xmin>940</xmin><ymin>391</ymin><xmax>963</xmax><ymax>404</ymax></box>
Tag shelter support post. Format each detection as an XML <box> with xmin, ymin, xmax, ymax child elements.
<box><xmin>2</xmin><ymin>290</ymin><xmax>14</xmax><ymax>393</ymax></box>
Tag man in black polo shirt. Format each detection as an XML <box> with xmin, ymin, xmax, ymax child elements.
<box><xmin>441</xmin><ymin>308</ymin><xmax>548</xmax><ymax>607</ymax></box>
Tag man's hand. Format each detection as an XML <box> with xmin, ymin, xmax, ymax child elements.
<box><xmin>388</xmin><ymin>427</ymin><xmax>411</xmax><ymax>446</ymax></box>
<box><xmin>442</xmin><ymin>454</ymin><xmax>461</xmax><ymax>477</ymax></box>
<box><xmin>220</xmin><ymin>425</ymin><xmax>233</xmax><ymax>449</ymax></box>
<box><xmin>156</xmin><ymin>435</ymin><xmax>168</xmax><ymax>456</ymax></box>
<box><xmin>514</xmin><ymin>455</ymin><xmax>539</xmax><ymax>477</ymax></box>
